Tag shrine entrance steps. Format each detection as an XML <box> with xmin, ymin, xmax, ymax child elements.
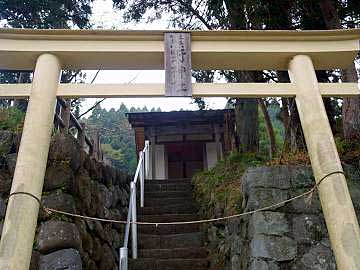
<box><xmin>129</xmin><ymin>178</ymin><xmax>209</xmax><ymax>270</ymax></box>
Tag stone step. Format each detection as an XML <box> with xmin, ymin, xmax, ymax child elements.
<box><xmin>138</xmin><ymin>214</ymin><xmax>198</xmax><ymax>223</ymax></box>
<box><xmin>138</xmin><ymin>232</ymin><xmax>204</xmax><ymax>249</ymax></box>
<box><xmin>144</xmin><ymin>191</ymin><xmax>193</xmax><ymax>198</ymax></box>
<box><xmin>143</xmin><ymin>197</ymin><xmax>197</xmax><ymax>207</ymax></box>
<box><xmin>145</xmin><ymin>179</ymin><xmax>192</xmax><ymax>185</ymax></box>
<box><xmin>138</xmin><ymin>247</ymin><xmax>208</xmax><ymax>259</ymax></box>
<box><xmin>138</xmin><ymin>223</ymin><xmax>201</xmax><ymax>235</ymax></box>
<box><xmin>145</xmin><ymin>183</ymin><xmax>193</xmax><ymax>192</ymax></box>
<box><xmin>138</xmin><ymin>203</ymin><xmax>198</xmax><ymax>215</ymax></box>
<box><xmin>129</xmin><ymin>258</ymin><xmax>208</xmax><ymax>270</ymax></box>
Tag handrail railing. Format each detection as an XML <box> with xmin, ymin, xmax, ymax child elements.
<box><xmin>119</xmin><ymin>140</ymin><xmax>150</xmax><ymax>270</ymax></box>
<box><xmin>54</xmin><ymin>98</ymin><xmax>104</xmax><ymax>162</ymax></box>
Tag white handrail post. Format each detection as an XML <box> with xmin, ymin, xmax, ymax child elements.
<box><xmin>130</xmin><ymin>182</ymin><xmax>138</xmax><ymax>259</ymax></box>
<box><xmin>139</xmin><ymin>151</ymin><xmax>145</xmax><ymax>208</ymax></box>
<box><xmin>145</xmin><ymin>140</ymin><xmax>150</xmax><ymax>178</ymax></box>
<box><xmin>119</xmin><ymin>247</ymin><xmax>128</xmax><ymax>270</ymax></box>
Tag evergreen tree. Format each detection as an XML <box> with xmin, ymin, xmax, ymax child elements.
<box><xmin>85</xmin><ymin>103</ymin><xmax>162</xmax><ymax>173</ymax></box>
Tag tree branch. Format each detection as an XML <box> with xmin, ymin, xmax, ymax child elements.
<box><xmin>173</xmin><ymin>0</ymin><xmax>213</xmax><ymax>29</ymax></box>
<box><xmin>76</xmin><ymin>98</ymin><xmax>106</xmax><ymax>119</ymax></box>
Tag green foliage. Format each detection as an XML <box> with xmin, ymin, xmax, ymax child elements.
<box><xmin>101</xmin><ymin>143</ymin><xmax>123</xmax><ymax>160</ymax></box>
<box><xmin>193</xmin><ymin>151</ymin><xmax>266</xmax><ymax>218</ymax></box>
<box><xmin>0</xmin><ymin>107</ymin><xmax>25</xmax><ymax>132</ymax></box>
<box><xmin>335</xmin><ymin>137</ymin><xmax>360</xmax><ymax>165</ymax></box>
<box><xmin>84</xmin><ymin>103</ymin><xmax>161</xmax><ymax>174</ymax></box>
<box><xmin>258</xmin><ymin>102</ymin><xmax>284</xmax><ymax>156</ymax></box>
<box><xmin>0</xmin><ymin>0</ymin><xmax>93</xmax><ymax>29</ymax></box>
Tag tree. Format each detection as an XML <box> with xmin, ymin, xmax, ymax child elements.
<box><xmin>0</xmin><ymin>0</ymin><xmax>92</xmax><ymax>29</ymax></box>
<box><xmin>318</xmin><ymin>0</ymin><xmax>360</xmax><ymax>139</ymax></box>
<box><xmin>112</xmin><ymin>0</ymin><xmax>266</xmax><ymax>153</ymax></box>
<box><xmin>85</xmin><ymin>103</ymin><xmax>163</xmax><ymax>173</ymax></box>
<box><xmin>0</xmin><ymin>0</ymin><xmax>93</xmax><ymax>110</ymax></box>
<box><xmin>259</xmin><ymin>99</ymin><xmax>277</xmax><ymax>158</ymax></box>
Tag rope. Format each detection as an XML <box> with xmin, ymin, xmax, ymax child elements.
<box><xmin>8</xmin><ymin>191</ymin><xmax>41</xmax><ymax>204</ymax></box>
<box><xmin>8</xmin><ymin>171</ymin><xmax>345</xmax><ymax>226</ymax></box>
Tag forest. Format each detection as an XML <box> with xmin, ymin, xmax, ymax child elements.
<box><xmin>84</xmin><ymin>103</ymin><xmax>161</xmax><ymax>173</ymax></box>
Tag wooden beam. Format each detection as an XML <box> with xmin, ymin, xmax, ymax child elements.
<box><xmin>289</xmin><ymin>54</ymin><xmax>360</xmax><ymax>270</ymax></box>
<box><xmin>193</xmin><ymin>83</ymin><xmax>360</xmax><ymax>97</ymax></box>
<box><xmin>164</xmin><ymin>33</ymin><xmax>192</xmax><ymax>96</ymax></box>
<box><xmin>0</xmin><ymin>28</ymin><xmax>358</xmax><ymax>70</ymax></box>
<box><xmin>0</xmin><ymin>83</ymin><xmax>358</xmax><ymax>98</ymax></box>
<box><xmin>0</xmin><ymin>54</ymin><xmax>61</xmax><ymax>270</ymax></box>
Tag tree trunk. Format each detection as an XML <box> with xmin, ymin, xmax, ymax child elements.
<box><xmin>317</xmin><ymin>70</ymin><xmax>337</xmax><ymax>133</ymax></box>
<box><xmin>258</xmin><ymin>99</ymin><xmax>277</xmax><ymax>158</ymax></box>
<box><xmin>278</xmin><ymin>71</ymin><xmax>306</xmax><ymax>151</ymax></box>
<box><xmin>342</xmin><ymin>65</ymin><xmax>360</xmax><ymax>139</ymax></box>
<box><xmin>232</xmin><ymin>71</ymin><xmax>261</xmax><ymax>153</ymax></box>
<box><xmin>13</xmin><ymin>72</ymin><xmax>31</xmax><ymax>111</ymax></box>
<box><xmin>235</xmin><ymin>98</ymin><xmax>259</xmax><ymax>153</ymax></box>
<box><xmin>222</xmin><ymin>2</ymin><xmax>260</xmax><ymax>153</ymax></box>
<box><xmin>280</xmin><ymin>97</ymin><xmax>291</xmax><ymax>153</ymax></box>
<box><xmin>319</xmin><ymin>0</ymin><xmax>360</xmax><ymax>139</ymax></box>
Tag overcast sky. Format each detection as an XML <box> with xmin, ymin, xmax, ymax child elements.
<box><xmin>80</xmin><ymin>0</ymin><xmax>227</xmax><ymax>115</ymax></box>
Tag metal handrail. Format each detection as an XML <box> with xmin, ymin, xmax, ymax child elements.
<box><xmin>119</xmin><ymin>140</ymin><xmax>150</xmax><ymax>270</ymax></box>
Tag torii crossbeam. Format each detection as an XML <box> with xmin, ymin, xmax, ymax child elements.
<box><xmin>0</xmin><ymin>28</ymin><xmax>359</xmax><ymax>270</ymax></box>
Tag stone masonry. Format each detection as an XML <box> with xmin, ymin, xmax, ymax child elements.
<box><xmin>202</xmin><ymin>165</ymin><xmax>360</xmax><ymax>270</ymax></box>
<box><xmin>0</xmin><ymin>131</ymin><xmax>131</xmax><ymax>270</ymax></box>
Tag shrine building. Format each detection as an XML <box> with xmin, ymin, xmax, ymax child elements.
<box><xmin>127</xmin><ymin>109</ymin><xmax>235</xmax><ymax>179</ymax></box>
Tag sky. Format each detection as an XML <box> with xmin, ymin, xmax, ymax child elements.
<box><xmin>80</xmin><ymin>0</ymin><xmax>227</xmax><ymax>116</ymax></box>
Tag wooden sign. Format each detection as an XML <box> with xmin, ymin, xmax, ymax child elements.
<box><xmin>164</xmin><ymin>32</ymin><xmax>192</xmax><ymax>96</ymax></box>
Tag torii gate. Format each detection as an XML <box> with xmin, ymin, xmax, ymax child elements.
<box><xmin>0</xmin><ymin>28</ymin><xmax>359</xmax><ymax>270</ymax></box>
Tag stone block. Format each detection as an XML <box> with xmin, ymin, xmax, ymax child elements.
<box><xmin>76</xmin><ymin>169</ymin><xmax>92</xmax><ymax>210</ymax></box>
<box><xmin>48</xmin><ymin>133</ymin><xmax>81</xmax><ymax>171</ymax></box>
<box><xmin>30</xmin><ymin>251</ymin><xmax>41</xmax><ymax>270</ymax></box>
<box><xmin>0</xmin><ymin>196</ymin><xmax>6</xmax><ymax>218</ymax></box>
<box><xmin>347</xmin><ymin>178</ymin><xmax>360</xmax><ymax>211</ymax></box>
<box><xmin>5</xmin><ymin>153</ymin><xmax>17</xmax><ymax>176</ymax></box>
<box><xmin>99</xmin><ymin>243</ymin><xmax>115</xmax><ymax>270</ymax></box>
<box><xmin>37</xmin><ymin>221</ymin><xmax>81</xmax><ymax>253</ymax></box>
<box><xmin>0</xmin><ymin>171</ymin><xmax>12</xmax><ymax>193</ymax></box>
<box><xmin>242</xmin><ymin>166</ymin><xmax>291</xmax><ymax>191</ymax></box>
<box><xmin>231</xmin><ymin>254</ymin><xmax>241</xmax><ymax>270</ymax></box>
<box><xmin>245</xmin><ymin>188</ymin><xmax>289</xmax><ymax>211</ymax></box>
<box><xmin>38</xmin><ymin>248</ymin><xmax>82</xmax><ymax>270</ymax></box>
<box><xmin>44</xmin><ymin>163</ymin><xmax>74</xmax><ymax>191</ymax></box>
<box><xmin>249</xmin><ymin>211</ymin><xmax>289</xmax><ymax>237</ymax></box>
<box><xmin>40</xmin><ymin>193</ymin><xmax>75</xmax><ymax>220</ymax></box>
<box><xmin>92</xmin><ymin>237</ymin><xmax>103</xmax><ymax>262</ymax></box>
<box><xmin>289</xmin><ymin>189</ymin><xmax>322</xmax><ymax>214</ymax></box>
<box><xmin>292</xmin><ymin>241</ymin><xmax>336</xmax><ymax>270</ymax></box>
<box><xmin>344</xmin><ymin>164</ymin><xmax>360</xmax><ymax>182</ymax></box>
<box><xmin>75</xmin><ymin>219</ymin><xmax>94</xmax><ymax>255</ymax></box>
<box><xmin>0</xmin><ymin>221</ymin><xmax>3</xmax><ymax>238</ymax></box>
<box><xmin>250</xmin><ymin>234</ymin><xmax>297</xmax><ymax>261</ymax></box>
<box><xmin>292</xmin><ymin>214</ymin><xmax>325</xmax><ymax>245</ymax></box>
<box><xmin>249</xmin><ymin>259</ymin><xmax>279</xmax><ymax>270</ymax></box>
<box><xmin>290</xmin><ymin>166</ymin><xmax>314</xmax><ymax>188</ymax></box>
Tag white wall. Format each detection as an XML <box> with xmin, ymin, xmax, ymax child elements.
<box><xmin>206</xmin><ymin>142</ymin><xmax>218</xmax><ymax>169</ymax></box>
<box><xmin>154</xmin><ymin>144</ymin><xmax>166</xmax><ymax>179</ymax></box>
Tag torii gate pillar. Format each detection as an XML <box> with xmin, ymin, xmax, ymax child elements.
<box><xmin>289</xmin><ymin>54</ymin><xmax>360</xmax><ymax>270</ymax></box>
<box><xmin>0</xmin><ymin>54</ymin><xmax>61</xmax><ymax>270</ymax></box>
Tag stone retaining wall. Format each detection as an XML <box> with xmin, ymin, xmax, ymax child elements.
<box><xmin>201</xmin><ymin>165</ymin><xmax>360</xmax><ymax>270</ymax></box>
<box><xmin>0</xmin><ymin>131</ymin><xmax>131</xmax><ymax>270</ymax></box>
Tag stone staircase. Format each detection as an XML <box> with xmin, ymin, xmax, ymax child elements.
<box><xmin>129</xmin><ymin>178</ymin><xmax>209</xmax><ymax>270</ymax></box>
